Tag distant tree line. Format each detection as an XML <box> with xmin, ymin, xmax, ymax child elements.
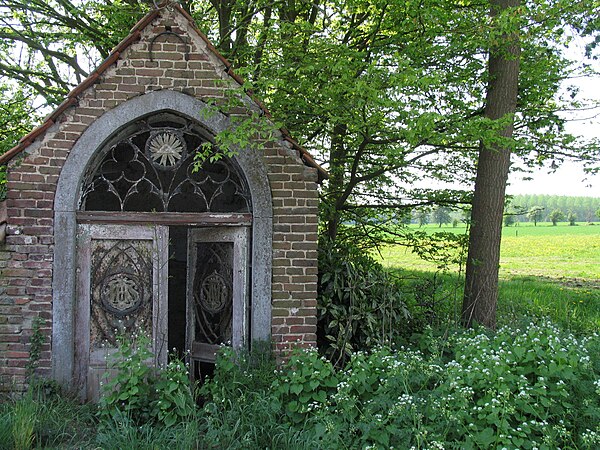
<box><xmin>507</xmin><ymin>194</ymin><xmax>600</xmax><ymax>224</ymax></box>
<box><xmin>411</xmin><ymin>195</ymin><xmax>600</xmax><ymax>227</ymax></box>
<box><xmin>410</xmin><ymin>206</ymin><xmax>463</xmax><ymax>227</ymax></box>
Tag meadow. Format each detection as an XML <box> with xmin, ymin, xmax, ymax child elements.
<box><xmin>378</xmin><ymin>221</ymin><xmax>600</xmax><ymax>332</ymax></box>
<box><xmin>378</xmin><ymin>222</ymin><xmax>599</xmax><ymax>278</ymax></box>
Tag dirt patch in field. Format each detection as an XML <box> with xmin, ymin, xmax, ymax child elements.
<box><xmin>557</xmin><ymin>277</ymin><xmax>600</xmax><ymax>290</ymax></box>
<box><xmin>533</xmin><ymin>275</ymin><xmax>599</xmax><ymax>290</ymax></box>
<box><xmin>502</xmin><ymin>274</ymin><xmax>600</xmax><ymax>290</ymax></box>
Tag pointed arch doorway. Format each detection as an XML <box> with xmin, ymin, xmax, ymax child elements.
<box><xmin>52</xmin><ymin>91</ymin><xmax>273</xmax><ymax>400</ymax></box>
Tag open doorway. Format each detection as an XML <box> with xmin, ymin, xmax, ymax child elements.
<box><xmin>168</xmin><ymin>226</ymin><xmax>250</xmax><ymax>383</ymax></box>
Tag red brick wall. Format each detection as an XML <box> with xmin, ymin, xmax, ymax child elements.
<box><xmin>0</xmin><ymin>8</ymin><xmax>318</xmax><ymax>390</ymax></box>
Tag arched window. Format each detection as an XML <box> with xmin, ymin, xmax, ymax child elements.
<box><xmin>80</xmin><ymin>112</ymin><xmax>251</xmax><ymax>214</ymax></box>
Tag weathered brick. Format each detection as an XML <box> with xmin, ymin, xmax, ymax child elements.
<box><xmin>289</xmin><ymin>325</ymin><xmax>314</xmax><ymax>334</ymax></box>
<box><xmin>3</xmin><ymin>267</ymin><xmax>34</xmax><ymax>278</ymax></box>
<box><xmin>291</xmin><ymin>242</ymin><xmax>318</xmax><ymax>251</ymax></box>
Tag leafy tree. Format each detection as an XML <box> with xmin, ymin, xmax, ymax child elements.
<box><xmin>0</xmin><ymin>84</ymin><xmax>39</xmax><ymax>199</ymax></box>
<box><xmin>2</xmin><ymin>0</ymin><xmax>598</xmax><ymax>250</ymax></box>
<box><xmin>528</xmin><ymin>206</ymin><xmax>544</xmax><ymax>226</ymax></box>
<box><xmin>0</xmin><ymin>85</ymin><xmax>37</xmax><ymax>154</ymax></box>
<box><xmin>416</xmin><ymin>209</ymin><xmax>430</xmax><ymax>227</ymax></box>
<box><xmin>567</xmin><ymin>210</ymin><xmax>576</xmax><ymax>226</ymax></box>
<box><xmin>433</xmin><ymin>207</ymin><xmax>452</xmax><ymax>228</ymax></box>
<box><xmin>462</xmin><ymin>0</ymin><xmax>597</xmax><ymax>328</ymax></box>
<box><xmin>596</xmin><ymin>208</ymin><xmax>600</xmax><ymax>221</ymax></box>
<box><xmin>512</xmin><ymin>195</ymin><xmax>600</xmax><ymax>223</ymax></box>
<box><xmin>549</xmin><ymin>209</ymin><xmax>565</xmax><ymax>226</ymax></box>
<box><xmin>504</xmin><ymin>214</ymin><xmax>515</xmax><ymax>227</ymax></box>
<box><xmin>397</xmin><ymin>212</ymin><xmax>412</xmax><ymax>226</ymax></box>
<box><xmin>0</xmin><ymin>0</ymin><xmax>148</xmax><ymax>104</ymax></box>
<box><xmin>463</xmin><ymin>0</ymin><xmax>521</xmax><ymax>329</ymax></box>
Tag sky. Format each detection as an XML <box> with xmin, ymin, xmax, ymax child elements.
<box><xmin>413</xmin><ymin>41</ymin><xmax>600</xmax><ymax>200</ymax></box>
<box><xmin>506</xmin><ymin>79</ymin><xmax>599</xmax><ymax>198</ymax></box>
<box><xmin>507</xmin><ymin>41</ymin><xmax>600</xmax><ymax>198</ymax></box>
<box><xmin>507</xmin><ymin>162</ymin><xmax>598</xmax><ymax>197</ymax></box>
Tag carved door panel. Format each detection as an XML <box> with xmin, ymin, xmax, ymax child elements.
<box><xmin>75</xmin><ymin>224</ymin><xmax>169</xmax><ymax>400</ymax></box>
<box><xmin>186</xmin><ymin>227</ymin><xmax>249</xmax><ymax>379</ymax></box>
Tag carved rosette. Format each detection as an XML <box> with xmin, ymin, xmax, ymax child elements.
<box><xmin>147</xmin><ymin>131</ymin><xmax>185</xmax><ymax>167</ymax></box>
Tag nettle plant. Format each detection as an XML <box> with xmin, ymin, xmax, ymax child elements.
<box><xmin>98</xmin><ymin>333</ymin><xmax>195</xmax><ymax>427</ymax></box>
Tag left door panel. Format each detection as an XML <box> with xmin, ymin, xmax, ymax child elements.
<box><xmin>75</xmin><ymin>224</ymin><xmax>169</xmax><ymax>400</ymax></box>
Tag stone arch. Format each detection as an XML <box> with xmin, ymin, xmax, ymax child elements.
<box><xmin>52</xmin><ymin>90</ymin><xmax>273</xmax><ymax>386</ymax></box>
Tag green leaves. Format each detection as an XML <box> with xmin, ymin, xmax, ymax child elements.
<box><xmin>98</xmin><ymin>333</ymin><xmax>195</xmax><ymax>427</ymax></box>
<box><xmin>2</xmin><ymin>0</ymin><xmax>597</xmax><ymax>252</ymax></box>
<box><xmin>271</xmin><ymin>349</ymin><xmax>340</xmax><ymax>424</ymax></box>
<box><xmin>317</xmin><ymin>239</ymin><xmax>411</xmax><ymax>365</ymax></box>
<box><xmin>197</xmin><ymin>320</ymin><xmax>599</xmax><ymax>448</ymax></box>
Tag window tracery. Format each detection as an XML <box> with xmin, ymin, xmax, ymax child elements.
<box><xmin>80</xmin><ymin>114</ymin><xmax>252</xmax><ymax>213</ymax></box>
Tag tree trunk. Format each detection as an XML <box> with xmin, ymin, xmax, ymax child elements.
<box><xmin>462</xmin><ymin>0</ymin><xmax>521</xmax><ymax>329</ymax></box>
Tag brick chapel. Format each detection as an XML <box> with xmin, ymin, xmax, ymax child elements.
<box><xmin>0</xmin><ymin>2</ymin><xmax>324</xmax><ymax>399</ymax></box>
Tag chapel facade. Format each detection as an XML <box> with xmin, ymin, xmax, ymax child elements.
<box><xmin>0</xmin><ymin>3</ymin><xmax>322</xmax><ymax>399</ymax></box>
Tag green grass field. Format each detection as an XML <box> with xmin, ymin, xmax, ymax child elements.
<box><xmin>379</xmin><ymin>222</ymin><xmax>600</xmax><ymax>279</ymax></box>
<box><xmin>377</xmin><ymin>222</ymin><xmax>600</xmax><ymax>332</ymax></box>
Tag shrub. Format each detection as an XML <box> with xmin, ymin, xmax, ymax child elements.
<box><xmin>226</xmin><ymin>321</ymin><xmax>596</xmax><ymax>449</ymax></box>
<box><xmin>272</xmin><ymin>349</ymin><xmax>339</xmax><ymax>424</ymax></box>
<box><xmin>318</xmin><ymin>239</ymin><xmax>410</xmax><ymax>365</ymax></box>
<box><xmin>437</xmin><ymin>322</ymin><xmax>600</xmax><ymax>449</ymax></box>
<box><xmin>277</xmin><ymin>345</ymin><xmax>448</xmax><ymax>448</ymax></box>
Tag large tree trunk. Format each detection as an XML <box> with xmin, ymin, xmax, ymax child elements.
<box><xmin>462</xmin><ymin>0</ymin><xmax>521</xmax><ymax>329</ymax></box>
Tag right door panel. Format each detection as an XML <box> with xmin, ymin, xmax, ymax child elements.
<box><xmin>186</xmin><ymin>227</ymin><xmax>249</xmax><ymax>379</ymax></box>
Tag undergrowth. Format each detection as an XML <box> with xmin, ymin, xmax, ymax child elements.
<box><xmin>201</xmin><ymin>321</ymin><xmax>600</xmax><ymax>449</ymax></box>
<box><xmin>1</xmin><ymin>320</ymin><xmax>598</xmax><ymax>448</ymax></box>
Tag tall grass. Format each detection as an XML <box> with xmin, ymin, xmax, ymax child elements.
<box><xmin>9</xmin><ymin>392</ymin><xmax>36</xmax><ymax>450</ymax></box>
<box><xmin>95</xmin><ymin>413</ymin><xmax>200</xmax><ymax>450</ymax></box>
<box><xmin>0</xmin><ymin>384</ymin><xmax>97</xmax><ymax>450</ymax></box>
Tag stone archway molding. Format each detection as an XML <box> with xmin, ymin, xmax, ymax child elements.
<box><xmin>52</xmin><ymin>90</ymin><xmax>273</xmax><ymax>387</ymax></box>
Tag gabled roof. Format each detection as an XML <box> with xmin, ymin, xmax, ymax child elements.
<box><xmin>0</xmin><ymin>1</ymin><xmax>327</xmax><ymax>181</ymax></box>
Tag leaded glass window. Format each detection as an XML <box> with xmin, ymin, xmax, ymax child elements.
<box><xmin>80</xmin><ymin>113</ymin><xmax>251</xmax><ymax>213</ymax></box>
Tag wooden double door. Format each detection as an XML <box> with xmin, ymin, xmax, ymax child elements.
<box><xmin>75</xmin><ymin>223</ymin><xmax>249</xmax><ymax>400</ymax></box>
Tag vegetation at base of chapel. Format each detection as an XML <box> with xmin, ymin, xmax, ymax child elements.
<box><xmin>2</xmin><ymin>317</ymin><xmax>599</xmax><ymax>448</ymax></box>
